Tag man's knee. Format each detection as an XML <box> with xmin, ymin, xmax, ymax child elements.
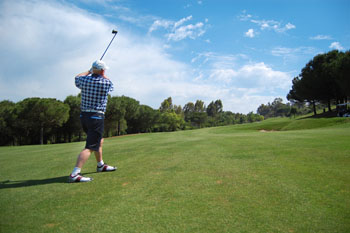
<box><xmin>100</xmin><ymin>138</ymin><xmax>104</xmax><ymax>147</ymax></box>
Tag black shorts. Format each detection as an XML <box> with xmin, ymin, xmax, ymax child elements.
<box><xmin>80</xmin><ymin>112</ymin><xmax>104</xmax><ymax>151</ymax></box>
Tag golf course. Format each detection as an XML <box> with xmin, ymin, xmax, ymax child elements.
<box><xmin>0</xmin><ymin>116</ymin><xmax>349</xmax><ymax>233</ymax></box>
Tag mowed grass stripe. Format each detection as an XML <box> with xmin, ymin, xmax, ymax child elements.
<box><xmin>0</xmin><ymin>118</ymin><xmax>349</xmax><ymax>232</ymax></box>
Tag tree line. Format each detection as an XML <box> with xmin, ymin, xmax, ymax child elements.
<box><xmin>257</xmin><ymin>50</ymin><xmax>350</xmax><ymax>118</ymax></box>
<box><xmin>287</xmin><ymin>50</ymin><xmax>350</xmax><ymax>115</ymax></box>
<box><xmin>257</xmin><ymin>98</ymin><xmax>296</xmax><ymax>118</ymax></box>
<box><xmin>0</xmin><ymin>96</ymin><xmax>263</xmax><ymax>146</ymax></box>
<box><xmin>257</xmin><ymin>97</ymin><xmax>325</xmax><ymax>119</ymax></box>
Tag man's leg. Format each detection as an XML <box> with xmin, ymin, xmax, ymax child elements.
<box><xmin>69</xmin><ymin>112</ymin><xmax>98</xmax><ymax>183</ymax></box>
<box><xmin>95</xmin><ymin>138</ymin><xmax>117</xmax><ymax>172</ymax></box>
<box><xmin>68</xmin><ymin>148</ymin><xmax>93</xmax><ymax>182</ymax></box>
<box><xmin>94</xmin><ymin>138</ymin><xmax>104</xmax><ymax>163</ymax></box>
<box><xmin>76</xmin><ymin>148</ymin><xmax>93</xmax><ymax>168</ymax></box>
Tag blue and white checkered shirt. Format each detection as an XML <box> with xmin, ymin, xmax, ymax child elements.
<box><xmin>75</xmin><ymin>74</ymin><xmax>114</xmax><ymax>113</ymax></box>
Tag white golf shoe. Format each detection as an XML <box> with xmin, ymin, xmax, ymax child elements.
<box><xmin>97</xmin><ymin>163</ymin><xmax>116</xmax><ymax>172</ymax></box>
<box><xmin>68</xmin><ymin>173</ymin><xmax>93</xmax><ymax>183</ymax></box>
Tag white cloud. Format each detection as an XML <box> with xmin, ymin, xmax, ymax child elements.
<box><xmin>203</xmin><ymin>62</ymin><xmax>292</xmax><ymax>113</ymax></box>
<box><xmin>252</xmin><ymin>19</ymin><xmax>278</xmax><ymax>30</ymax></box>
<box><xmin>107</xmin><ymin>4</ymin><xmax>158</xmax><ymax>28</ymax></box>
<box><xmin>208</xmin><ymin>63</ymin><xmax>290</xmax><ymax>90</ymax></box>
<box><xmin>223</xmin><ymin>93</ymin><xmax>277</xmax><ymax>114</ymax></box>
<box><xmin>0</xmin><ymin>0</ymin><xmax>190</xmax><ymax>105</ymax></box>
<box><xmin>209</xmin><ymin>69</ymin><xmax>238</xmax><ymax>84</ymax></box>
<box><xmin>191</xmin><ymin>52</ymin><xmax>240</xmax><ymax>68</ymax></box>
<box><xmin>0</xmin><ymin>0</ymin><xmax>219</xmax><ymax>111</ymax></box>
<box><xmin>285</xmin><ymin>23</ymin><xmax>296</xmax><ymax>30</ymax></box>
<box><xmin>149</xmin><ymin>15</ymin><xmax>207</xmax><ymax>41</ymax></box>
<box><xmin>238</xmin><ymin>11</ymin><xmax>252</xmax><ymax>21</ymax></box>
<box><xmin>167</xmin><ymin>22</ymin><xmax>205</xmax><ymax>41</ymax></box>
<box><xmin>0</xmin><ymin>0</ymin><xmax>291</xmax><ymax>114</ymax></box>
<box><xmin>191</xmin><ymin>52</ymin><xmax>292</xmax><ymax>112</ymax></box>
<box><xmin>245</xmin><ymin>29</ymin><xmax>255</xmax><ymax>38</ymax></box>
<box><xmin>174</xmin><ymin>15</ymin><xmax>192</xmax><ymax>28</ymax></box>
<box><xmin>238</xmin><ymin>63</ymin><xmax>290</xmax><ymax>90</ymax></box>
<box><xmin>0</xmin><ymin>0</ymin><xmax>111</xmax><ymax>99</ymax></box>
<box><xmin>270</xmin><ymin>46</ymin><xmax>319</xmax><ymax>67</ymax></box>
<box><xmin>310</xmin><ymin>35</ymin><xmax>333</xmax><ymax>40</ymax></box>
<box><xmin>118</xmin><ymin>15</ymin><xmax>155</xmax><ymax>26</ymax></box>
<box><xmin>329</xmin><ymin>42</ymin><xmax>344</xmax><ymax>50</ymax></box>
<box><xmin>148</xmin><ymin>19</ymin><xmax>173</xmax><ymax>33</ymax></box>
<box><xmin>271</xmin><ymin>46</ymin><xmax>317</xmax><ymax>57</ymax></box>
<box><xmin>251</xmin><ymin>19</ymin><xmax>295</xmax><ymax>33</ymax></box>
<box><xmin>241</xmin><ymin>12</ymin><xmax>296</xmax><ymax>36</ymax></box>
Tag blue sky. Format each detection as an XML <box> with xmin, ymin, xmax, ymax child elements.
<box><xmin>0</xmin><ymin>0</ymin><xmax>349</xmax><ymax>113</ymax></box>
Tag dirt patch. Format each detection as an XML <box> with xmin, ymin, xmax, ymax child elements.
<box><xmin>259</xmin><ymin>129</ymin><xmax>276</xmax><ymax>132</ymax></box>
<box><xmin>44</xmin><ymin>223</ymin><xmax>58</xmax><ymax>228</ymax></box>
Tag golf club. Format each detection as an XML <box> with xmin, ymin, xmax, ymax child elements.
<box><xmin>100</xmin><ymin>29</ymin><xmax>118</xmax><ymax>60</ymax></box>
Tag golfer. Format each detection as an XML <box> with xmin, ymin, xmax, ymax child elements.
<box><xmin>69</xmin><ymin>60</ymin><xmax>116</xmax><ymax>183</ymax></box>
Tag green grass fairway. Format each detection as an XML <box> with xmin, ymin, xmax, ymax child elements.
<box><xmin>1</xmin><ymin>117</ymin><xmax>349</xmax><ymax>232</ymax></box>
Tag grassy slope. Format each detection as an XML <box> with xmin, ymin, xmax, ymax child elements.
<box><xmin>0</xmin><ymin>117</ymin><xmax>349</xmax><ymax>233</ymax></box>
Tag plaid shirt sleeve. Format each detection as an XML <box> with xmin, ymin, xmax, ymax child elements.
<box><xmin>75</xmin><ymin>76</ymin><xmax>82</xmax><ymax>89</ymax></box>
<box><xmin>109</xmin><ymin>80</ymin><xmax>114</xmax><ymax>93</ymax></box>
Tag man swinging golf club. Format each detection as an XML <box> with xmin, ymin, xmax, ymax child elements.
<box><xmin>68</xmin><ymin>60</ymin><xmax>116</xmax><ymax>182</ymax></box>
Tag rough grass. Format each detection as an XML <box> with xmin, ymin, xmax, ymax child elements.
<box><xmin>0</xmin><ymin>117</ymin><xmax>349</xmax><ymax>233</ymax></box>
<box><xmin>239</xmin><ymin>117</ymin><xmax>350</xmax><ymax>131</ymax></box>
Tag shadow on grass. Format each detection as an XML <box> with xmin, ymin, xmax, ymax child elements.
<box><xmin>0</xmin><ymin>172</ymin><xmax>96</xmax><ymax>189</ymax></box>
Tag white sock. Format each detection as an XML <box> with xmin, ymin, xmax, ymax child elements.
<box><xmin>97</xmin><ymin>160</ymin><xmax>104</xmax><ymax>167</ymax></box>
<box><xmin>71</xmin><ymin>167</ymin><xmax>81</xmax><ymax>176</ymax></box>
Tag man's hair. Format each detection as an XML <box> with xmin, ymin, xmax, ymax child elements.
<box><xmin>92</xmin><ymin>68</ymin><xmax>104</xmax><ymax>75</ymax></box>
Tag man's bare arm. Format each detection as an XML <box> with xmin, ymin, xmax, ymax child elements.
<box><xmin>75</xmin><ymin>70</ymin><xmax>91</xmax><ymax>78</ymax></box>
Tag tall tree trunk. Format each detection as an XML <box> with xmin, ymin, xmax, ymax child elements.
<box><xmin>328</xmin><ymin>99</ymin><xmax>332</xmax><ymax>112</ymax></box>
<box><xmin>117</xmin><ymin>120</ymin><xmax>121</xmax><ymax>136</ymax></box>
<box><xmin>312</xmin><ymin>101</ymin><xmax>317</xmax><ymax>116</ymax></box>
<box><xmin>40</xmin><ymin>123</ymin><xmax>44</xmax><ymax>145</ymax></box>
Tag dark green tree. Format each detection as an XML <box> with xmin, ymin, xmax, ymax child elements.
<box><xmin>105</xmin><ymin>96</ymin><xmax>139</xmax><ymax>135</ymax></box>
<box><xmin>174</xmin><ymin>105</ymin><xmax>183</xmax><ymax>115</ymax></box>
<box><xmin>37</xmin><ymin>98</ymin><xmax>70</xmax><ymax>144</ymax></box>
<box><xmin>0</xmin><ymin>100</ymin><xmax>17</xmax><ymax>146</ymax></box>
<box><xmin>194</xmin><ymin>100</ymin><xmax>205</xmax><ymax>112</ymax></box>
<box><xmin>105</xmin><ymin>96</ymin><xmax>126</xmax><ymax>136</ymax></box>
<box><xmin>183</xmin><ymin>102</ymin><xmax>195</xmax><ymax>122</ymax></box>
<box><xmin>159</xmin><ymin>97</ymin><xmax>173</xmax><ymax>113</ymax></box>
<box><xmin>287</xmin><ymin>50</ymin><xmax>350</xmax><ymax>115</ymax></box>
<box><xmin>122</xmin><ymin>96</ymin><xmax>140</xmax><ymax>134</ymax></box>
<box><xmin>14</xmin><ymin>98</ymin><xmax>69</xmax><ymax>145</ymax></box>
<box><xmin>207</xmin><ymin>99</ymin><xmax>222</xmax><ymax>117</ymax></box>
<box><xmin>257</xmin><ymin>104</ymin><xmax>271</xmax><ymax>118</ymax></box>
<box><xmin>191</xmin><ymin>112</ymin><xmax>207</xmax><ymax>128</ymax></box>
<box><xmin>63</xmin><ymin>95</ymin><xmax>82</xmax><ymax>142</ymax></box>
<box><xmin>156</xmin><ymin>112</ymin><xmax>185</xmax><ymax>131</ymax></box>
<box><xmin>337</xmin><ymin>51</ymin><xmax>350</xmax><ymax>101</ymax></box>
<box><xmin>132</xmin><ymin>105</ymin><xmax>159</xmax><ymax>133</ymax></box>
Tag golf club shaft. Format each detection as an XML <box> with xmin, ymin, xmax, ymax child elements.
<box><xmin>100</xmin><ymin>31</ymin><xmax>118</xmax><ymax>60</ymax></box>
